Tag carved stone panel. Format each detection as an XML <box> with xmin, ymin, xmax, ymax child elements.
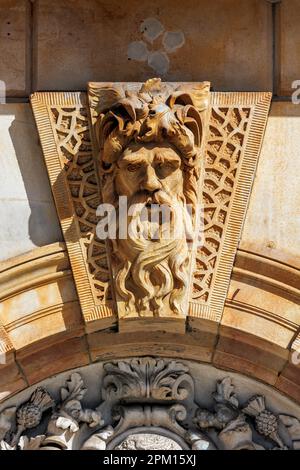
<box><xmin>30</xmin><ymin>83</ymin><xmax>271</xmax><ymax>327</ymax></box>
<box><xmin>30</xmin><ymin>92</ymin><xmax>113</xmax><ymax>325</ymax></box>
<box><xmin>1</xmin><ymin>358</ymin><xmax>299</xmax><ymax>451</ymax></box>
<box><xmin>190</xmin><ymin>92</ymin><xmax>272</xmax><ymax>321</ymax></box>
<box><xmin>88</xmin><ymin>79</ymin><xmax>210</xmax><ymax>321</ymax></box>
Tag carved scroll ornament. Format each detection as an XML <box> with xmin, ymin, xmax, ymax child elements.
<box><xmin>0</xmin><ymin>358</ymin><xmax>299</xmax><ymax>451</ymax></box>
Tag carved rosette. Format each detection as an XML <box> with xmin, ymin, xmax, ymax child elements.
<box><xmin>0</xmin><ymin>358</ymin><xmax>299</xmax><ymax>451</ymax></box>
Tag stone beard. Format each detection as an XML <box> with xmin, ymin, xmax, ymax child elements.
<box><xmin>95</xmin><ymin>80</ymin><xmax>208</xmax><ymax>318</ymax></box>
<box><xmin>113</xmin><ymin>142</ymin><xmax>192</xmax><ymax>318</ymax></box>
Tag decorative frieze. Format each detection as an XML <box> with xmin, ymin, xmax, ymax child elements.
<box><xmin>0</xmin><ymin>357</ymin><xmax>299</xmax><ymax>450</ymax></box>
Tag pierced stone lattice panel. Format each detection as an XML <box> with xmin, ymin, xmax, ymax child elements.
<box><xmin>50</xmin><ymin>106</ymin><xmax>111</xmax><ymax>301</ymax></box>
<box><xmin>189</xmin><ymin>92</ymin><xmax>272</xmax><ymax>321</ymax></box>
<box><xmin>31</xmin><ymin>93</ymin><xmax>113</xmax><ymax>323</ymax></box>
<box><xmin>192</xmin><ymin>107</ymin><xmax>250</xmax><ymax>303</ymax></box>
<box><xmin>31</xmin><ymin>89</ymin><xmax>271</xmax><ymax>326</ymax></box>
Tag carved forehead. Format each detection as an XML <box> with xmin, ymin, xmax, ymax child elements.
<box><xmin>120</xmin><ymin>142</ymin><xmax>182</xmax><ymax>162</ymax></box>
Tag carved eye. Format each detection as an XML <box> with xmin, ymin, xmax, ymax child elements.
<box><xmin>127</xmin><ymin>163</ymin><xmax>141</xmax><ymax>172</ymax></box>
<box><xmin>157</xmin><ymin>162</ymin><xmax>174</xmax><ymax>170</ymax></box>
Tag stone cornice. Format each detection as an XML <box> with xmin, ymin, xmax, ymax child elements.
<box><xmin>0</xmin><ymin>242</ymin><xmax>70</xmax><ymax>300</ymax></box>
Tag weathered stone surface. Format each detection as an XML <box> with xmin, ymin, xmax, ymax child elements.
<box><xmin>276</xmin><ymin>348</ymin><xmax>300</xmax><ymax>403</ymax></box>
<box><xmin>0</xmin><ymin>0</ymin><xmax>29</xmax><ymax>96</ymax></box>
<box><xmin>278</xmin><ymin>0</ymin><xmax>300</xmax><ymax>96</ymax></box>
<box><xmin>0</xmin><ymin>104</ymin><xmax>62</xmax><ymax>261</ymax></box>
<box><xmin>35</xmin><ymin>0</ymin><xmax>272</xmax><ymax>91</ymax></box>
<box><xmin>240</xmin><ymin>102</ymin><xmax>300</xmax><ymax>268</ymax></box>
<box><xmin>224</xmin><ymin>254</ymin><xmax>300</xmax><ymax>348</ymax></box>
<box><xmin>275</xmin><ymin>378</ymin><xmax>300</xmax><ymax>405</ymax></box>
<box><xmin>0</xmin><ymin>360</ymin><xmax>300</xmax><ymax>450</ymax></box>
<box><xmin>88</xmin><ymin>80</ymin><xmax>210</xmax><ymax>321</ymax></box>
<box><xmin>17</xmin><ymin>336</ymin><xmax>90</xmax><ymax>385</ymax></box>
<box><xmin>1</xmin><ymin>281</ymin><xmax>82</xmax><ymax>351</ymax></box>
<box><xmin>0</xmin><ymin>241</ymin><xmax>298</xmax><ymax>403</ymax></box>
<box><xmin>213</xmin><ymin>326</ymin><xmax>289</xmax><ymax>386</ymax></box>
<box><xmin>0</xmin><ymin>243</ymin><xmax>84</xmax><ymax>352</ymax></box>
<box><xmin>0</xmin><ymin>353</ymin><xmax>27</xmax><ymax>402</ymax></box>
<box><xmin>3</xmin><ymin>360</ymin><xmax>299</xmax><ymax>416</ymax></box>
<box><xmin>88</xmin><ymin>329</ymin><xmax>215</xmax><ymax>364</ymax></box>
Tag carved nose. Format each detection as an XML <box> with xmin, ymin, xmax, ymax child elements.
<box><xmin>142</xmin><ymin>166</ymin><xmax>161</xmax><ymax>192</ymax></box>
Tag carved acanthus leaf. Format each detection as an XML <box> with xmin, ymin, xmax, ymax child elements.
<box><xmin>61</xmin><ymin>373</ymin><xmax>86</xmax><ymax>402</ymax></box>
<box><xmin>213</xmin><ymin>377</ymin><xmax>239</xmax><ymax>407</ymax></box>
<box><xmin>103</xmin><ymin>358</ymin><xmax>193</xmax><ymax>401</ymax></box>
<box><xmin>49</xmin><ymin>372</ymin><xmax>103</xmax><ymax>440</ymax></box>
<box><xmin>0</xmin><ymin>359</ymin><xmax>298</xmax><ymax>451</ymax></box>
<box><xmin>81</xmin><ymin>426</ymin><xmax>114</xmax><ymax>450</ymax></box>
<box><xmin>0</xmin><ymin>440</ymin><xmax>15</xmax><ymax>450</ymax></box>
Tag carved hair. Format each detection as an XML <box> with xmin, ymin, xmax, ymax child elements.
<box><xmin>92</xmin><ymin>78</ymin><xmax>210</xmax><ymax>213</ymax></box>
<box><xmin>89</xmin><ymin>79</ymin><xmax>210</xmax><ymax>317</ymax></box>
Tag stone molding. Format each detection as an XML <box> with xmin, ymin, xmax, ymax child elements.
<box><xmin>0</xmin><ymin>243</ymin><xmax>299</xmax><ymax>403</ymax></box>
<box><xmin>0</xmin><ymin>242</ymin><xmax>83</xmax><ymax>352</ymax></box>
<box><xmin>226</xmin><ymin>249</ymin><xmax>300</xmax><ymax>347</ymax></box>
<box><xmin>232</xmin><ymin>249</ymin><xmax>300</xmax><ymax>303</ymax></box>
<box><xmin>0</xmin><ymin>242</ymin><xmax>70</xmax><ymax>299</ymax></box>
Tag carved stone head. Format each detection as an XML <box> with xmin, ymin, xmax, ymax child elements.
<box><xmin>89</xmin><ymin>79</ymin><xmax>210</xmax><ymax>319</ymax></box>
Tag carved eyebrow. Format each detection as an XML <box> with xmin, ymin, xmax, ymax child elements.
<box><xmin>155</xmin><ymin>153</ymin><xmax>181</xmax><ymax>163</ymax></box>
<box><xmin>119</xmin><ymin>154</ymin><xmax>147</xmax><ymax>164</ymax></box>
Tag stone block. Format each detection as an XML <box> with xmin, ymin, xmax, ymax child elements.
<box><xmin>0</xmin><ymin>352</ymin><xmax>27</xmax><ymax>402</ymax></box>
<box><xmin>35</xmin><ymin>0</ymin><xmax>272</xmax><ymax>91</ymax></box>
<box><xmin>213</xmin><ymin>326</ymin><xmax>289</xmax><ymax>386</ymax></box>
<box><xmin>0</xmin><ymin>0</ymin><xmax>29</xmax><ymax>96</ymax></box>
<box><xmin>88</xmin><ymin>328</ymin><xmax>215</xmax><ymax>364</ymax></box>
<box><xmin>277</xmin><ymin>0</ymin><xmax>300</xmax><ymax>96</ymax></box>
<box><xmin>240</xmin><ymin>102</ymin><xmax>300</xmax><ymax>269</ymax></box>
<box><xmin>276</xmin><ymin>356</ymin><xmax>300</xmax><ymax>403</ymax></box>
<box><xmin>275</xmin><ymin>376</ymin><xmax>300</xmax><ymax>404</ymax></box>
<box><xmin>17</xmin><ymin>336</ymin><xmax>90</xmax><ymax>385</ymax></box>
<box><xmin>0</xmin><ymin>244</ymin><xmax>84</xmax><ymax>352</ymax></box>
<box><xmin>0</xmin><ymin>104</ymin><xmax>62</xmax><ymax>262</ymax></box>
<box><xmin>118</xmin><ymin>318</ymin><xmax>186</xmax><ymax>334</ymax></box>
<box><xmin>223</xmin><ymin>276</ymin><xmax>300</xmax><ymax>348</ymax></box>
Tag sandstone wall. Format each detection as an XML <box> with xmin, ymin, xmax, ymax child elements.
<box><xmin>0</xmin><ymin>0</ymin><xmax>298</xmax><ymax>97</ymax></box>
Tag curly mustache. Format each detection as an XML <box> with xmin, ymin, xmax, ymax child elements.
<box><xmin>128</xmin><ymin>188</ymin><xmax>183</xmax><ymax>208</ymax></box>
